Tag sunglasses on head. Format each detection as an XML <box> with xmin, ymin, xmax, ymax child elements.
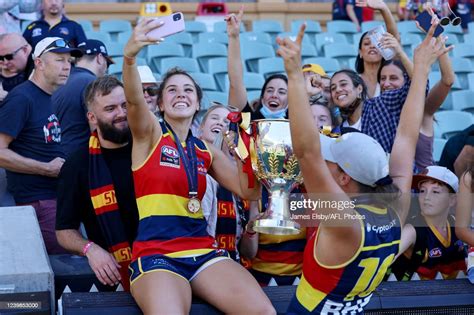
<box><xmin>0</xmin><ymin>45</ymin><xmax>27</xmax><ymax>61</ymax></box>
<box><xmin>143</xmin><ymin>85</ymin><xmax>159</xmax><ymax>96</ymax></box>
<box><xmin>39</xmin><ymin>39</ymin><xmax>70</xmax><ymax>57</ymax></box>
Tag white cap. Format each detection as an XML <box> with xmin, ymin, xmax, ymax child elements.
<box><xmin>137</xmin><ymin>66</ymin><xmax>157</xmax><ymax>84</ymax></box>
<box><xmin>412</xmin><ymin>166</ymin><xmax>459</xmax><ymax>193</ymax></box>
<box><xmin>320</xmin><ymin>133</ymin><xmax>390</xmax><ymax>187</ymax></box>
<box><xmin>32</xmin><ymin>37</ymin><xmax>83</xmax><ymax>59</ymax></box>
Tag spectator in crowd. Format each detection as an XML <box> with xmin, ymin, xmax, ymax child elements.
<box><xmin>354</xmin><ymin>0</ymin><xmax>400</xmax><ymax>98</ymax></box>
<box><xmin>122</xmin><ymin>18</ymin><xmax>274</xmax><ymax>314</ymax></box>
<box><xmin>52</xmin><ymin>39</ymin><xmax>113</xmax><ymax>157</ymax></box>
<box><xmin>23</xmin><ymin>0</ymin><xmax>86</xmax><ymax>49</ymax></box>
<box><xmin>0</xmin><ymin>36</ymin><xmax>82</xmax><ymax>254</ymax></box>
<box><xmin>56</xmin><ymin>75</ymin><xmax>138</xmax><ymax>291</ymax></box>
<box><xmin>455</xmin><ymin>169</ymin><xmax>473</xmax><ymax>247</ymax></box>
<box><xmin>378</xmin><ymin>28</ymin><xmax>454</xmax><ymax>172</ymax></box>
<box><xmin>137</xmin><ymin>65</ymin><xmax>159</xmax><ymax>114</ymax></box>
<box><xmin>440</xmin><ymin>124</ymin><xmax>474</xmax><ymax>176</ymax></box>
<box><xmin>332</xmin><ymin>0</ymin><xmax>362</xmax><ymax>31</ymax></box>
<box><xmin>0</xmin><ymin>33</ymin><xmax>33</xmax><ymax>97</ymax></box>
<box><xmin>390</xmin><ymin>166</ymin><xmax>466</xmax><ymax>280</ymax></box>
<box><xmin>282</xmin><ymin>20</ymin><xmax>450</xmax><ymax>314</ymax></box>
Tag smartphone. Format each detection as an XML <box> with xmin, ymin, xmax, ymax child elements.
<box><xmin>146</xmin><ymin>12</ymin><xmax>185</xmax><ymax>40</ymax></box>
<box><xmin>415</xmin><ymin>11</ymin><xmax>444</xmax><ymax>37</ymax></box>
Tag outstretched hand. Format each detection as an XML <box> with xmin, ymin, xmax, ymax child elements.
<box><xmin>276</xmin><ymin>23</ymin><xmax>306</xmax><ymax>76</ymax></box>
<box><xmin>413</xmin><ymin>18</ymin><xmax>453</xmax><ymax>70</ymax></box>
<box><xmin>356</xmin><ymin>0</ymin><xmax>388</xmax><ymax>11</ymax></box>
<box><xmin>225</xmin><ymin>6</ymin><xmax>244</xmax><ymax>38</ymax></box>
<box><xmin>124</xmin><ymin>18</ymin><xmax>165</xmax><ymax>58</ymax></box>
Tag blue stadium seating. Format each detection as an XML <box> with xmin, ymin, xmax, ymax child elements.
<box><xmin>241</xmin><ymin>42</ymin><xmax>275</xmax><ymax>72</ymax></box>
<box><xmin>161</xmin><ymin>57</ymin><xmax>200</xmax><ymax>74</ymax></box>
<box><xmin>99</xmin><ymin>20</ymin><xmax>132</xmax><ymax>42</ymax></box>
<box><xmin>303</xmin><ymin>57</ymin><xmax>340</xmax><ymax>74</ymax></box>
<box><xmin>192</xmin><ymin>42</ymin><xmax>228</xmax><ymax>72</ymax></box>
<box><xmin>434</xmin><ymin>110</ymin><xmax>473</xmax><ymax>138</ymax></box>
<box><xmin>240</xmin><ymin>32</ymin><xmax>273</xmax><ymax>46</ymax></box>
<box><xmin>258</xmin><ymin>57</ymin><xmax>285</xmax><ymax>78</ymax></box>
<box><xmin>77</xmin><ymin>19</ymin><xmax>93</xmax><ymax>32</ymax></box>
<box><xmin>198</xmin><ymin>32</ymin><xmax>228</xmax><ymax>45</ymax></box>
<box><xmin>166</xmin><ymin>32</ymin><xmax>194</xmax><ymax>57</ymax></box>
<box><xmin>191</xmin><ymin>72</ymin><xmax>218</xmax><ymax>91</ymax></box>
<box><xmin>433</xmin><ymin>138</ymin><xmax>447</xmax><ymax>163</ymax></box>
<box><xmin>147</xmin><ymin>43</ymin><xmax>185</xmax><ymax>73</ymax></box>
<box><xmin>323</xmin><ymin>43</ymin><xmax>357</xmax><ymax>69</ymax></box>
<box><xmin>452</xmin><ymin>90</ymin><xmax>474</xmax><ymax>113</ymax></box>
<box><xmin>314</xmin><ymin>32</ymin><xmax>347</xmax><ymax>55</ymax></box>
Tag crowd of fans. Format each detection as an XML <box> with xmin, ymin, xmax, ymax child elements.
<box><xmin>0</xmin><ymin>0</ymin><xmax>473</xmax><ymax>313</ymax></box>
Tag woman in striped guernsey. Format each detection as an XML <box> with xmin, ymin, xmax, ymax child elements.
<box><xmin>122</xmin><ymin>19</ymin><xmax>275</xmax><ymax>314</ymax></box>
<box><xmin>280</xmin><ymin>21</ymin><xmax>452</xmax><ymax>314</ymax></box>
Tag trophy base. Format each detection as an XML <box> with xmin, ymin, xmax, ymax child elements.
<box><xmin>253</xmin><ymin>219</ymin><xmax>301</xmax><ymax>235</ymax></box>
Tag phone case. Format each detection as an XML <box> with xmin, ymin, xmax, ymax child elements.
<box><xmin>146</xmin><ymin>12</ymin><xmax>185</xmax><ymax>40</ymax></box>
<box><xmin>415</xmin><ymin>11</ymin><xmax>444</xmax><ymax>37</ymax></box>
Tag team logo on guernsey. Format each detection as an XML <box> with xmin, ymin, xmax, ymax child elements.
<box><xmin>429</xmin><ymin>247</ymin><xmax>442</xmax><ymax>258</ymax></box>
<box><xmin>59</xmin><ymin>27</ymin><xmax>69</xmax><ymax>35</ymax></box>
<box><xmin>160</xmin><ymin>145</ymin><xmax>180</xmax><ymax>168</ymax></box>
<box><xmin>32</xmin><ymin>28</ymin><xmax>42</xmax><ymax>37</ymax></box>
<box><xmin>197</xmin><ymin>158</ymin><xmax>207</xmax><ymax>174</ymax></box>
<box><xmin>455</xmin><ymin>240</ymin><xmax>465</xmax><ymax>252</ymax></box>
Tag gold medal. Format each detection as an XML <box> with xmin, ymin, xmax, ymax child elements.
<box><xmin>187</xmin><ymin>197</ymin><xmax>201</xmax><ymax>213</ymax></box>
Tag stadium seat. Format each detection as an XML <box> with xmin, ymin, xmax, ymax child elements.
<box><xmin>453</xmin><ymin>44</ymin><xmax>474</xmax><ymax>67</ymax></box>
<box><xmin>258</xmin><ymin>57</ymin><xmax>285</xmax><ymax>78</ymax></box>
<box><xmin>147</xmin><ymin>43</ymin><xmax>185</xmax><ymax>73</ymax></box>
<box><xmin>277</xmin><ymin>32</ymin><xmax>313</xmax><ymax>47</ymax></box>
<box><xmin>252</xmin><ymin>20</ymin><xmax>284</xmax><ymax>41</ymax></box>
<box><xmin>108</xmin><ymin>64</ymin><xmax>122</xmax><ymax>79</ymax></box>
<box><xmin>77</xmin><ymin>19</ymin><xmax>93</xmax><ymax>32</ymax></box>
<box><xmin>352</xmin><ymin>33</ymin><xmax>363</xmax><ymax>48</ymax></box>
<box><xmin>314</xmin><ymin>32</ymin><xmax>347</xmax><ymax>55</ymax></box>
<box><xmin>208</xmin><ymin>57</ymin><xmax>228</xmax><ymax>91</ymax></box>
<box><xmin>198</xmin><ymin>32</ymin><xmax>228</xmax><ymax>45</ymax></box>
<box><xmin>323</xmin><ymin>43</ymin><xmax>357</xmax><ymax>69</ymax></box>
<box><xmin>452</xmin><ymin>90</ymin><xmax>474</xmax><ymax>113</ymax></box>
<box><xmin>192</xmin><ymin>42</ymin><xmax>228</xmax><ymax>72</ymax></box>
<box><xmin>291</xmin><ymin>20</ymin><xmax>321</xmax><ymax>44</ymax></box>
<box><xmin>433</xmin><ymin>138</ymin><xmax>447</xmax><ymax>163</ymax></box>
<box><xmin>240</xmin><ymin>32</ymin><xmax>273</xmax><ymax>46</ymax></box>
<box><xmin>247</xmin><ymin>90</ymin><xmax>261</xmax><ymax>103</ymax></box>
<box><xmin>213</xmin><ymin>21</ymin><xmax>245</xmax><ymax>33</ymax></box>
<box><xmin>443</xmin><ymin>24</ymin><xmax>464</xmax><ymax>42</ymax></box>
<box><xmin>303</xmin><ymin>57</ymin><xmax>341</xmax><ymax>74</ymax></box>
<box><xmin>401</xmin><ymin>33</ymin><xmax>422</xmax><ymax>56</ymax></box>
<box><xmin>326</xmin><ymin>21</ymin><xmax>358</xmax><ymax>43</ymax></box>
<box><xmin>85</xmin><ymin>31</ymin><xmax>111</xmax><ymax>44</ymax></box>
<box><xmin>166</xmin><ymin>32</ymin><xmax>194</xmax><ymax>57</ymax></box>
<box><xmin>428</xmin><ymin>72</ymin><xmax>462</xmax><ymax>91</ymax></box>
<box><xmin>469</xmin><ymin>21</ymin><xmax>474</xmax><ymax>33</ymax></box>
<box><xmin>99</xmin><ymin>20</ymin><xmax>132</xmax><ymax>42</ymax></box>
<box><xmin>224</xmin><ymin>72</ymin><xmax>265</xmax><ymax>92</ymax></box>
<box><xmin>361</xmin><ymin>21</ymin><xmax>384</xmax><ymax>33</ymax></box>
<box><xmin>191</xmin><ymin>72</ymin><xmax>218</xmax><ymax>91</ymax></box>
<box><xmin>202</xmin><ymin>91</ymin><xmax>228</xmax><ymax>109</ymax></box>
<box><xmin>117</xmin><ymin>31</ymin><xmax>132</xmax><ymax>44</ymax></box>
<box><xmin>184</xmin><ymin>21</ymin><xmax>207</xmax><ymax>42</ymax></box>
<box><xmin>397</xmin><ymin>21</ymin><xmax>423</xmax><ymax>34</ymax></box>
<box><xmin>468</xmin><ymin>73</ymin><xmax>474</xmax><ymax>90</ymax></box>
<box><xmin>161</xmin><ymin>57</ymin><xmax>200</xmax><ymax>74</ymax></box>
<box><xmin>463</xmin><ymin>33</ymin><xmax>474</xmax><ymax>44</ymax></box>
<box><xmin>434</xmin><ymin>110</ymin><xmax>473</xmax><ymax>138</ymax></box>
<box><xmin>440</xmin><ymin>92</ymin><xmax>453</xmax><ymax>110</ymax></box>
<box><xmin>451</xmin><ymin>57</ymin><xmax>474</xmax><ymax>89</ymax></box>
<box><xmin>106</xmin><ymin>42</ymin><xmax>125</xmax><ymax>58</ymax></box>
<box><xmin>241</xmin><ymin>42</ymin><xmax>275</xmax><ymax>72</ymax></box>
<box><xmin>112</xmin><ymin>57</ymin><xmax>146</xmax><ymax>68</ymax></box>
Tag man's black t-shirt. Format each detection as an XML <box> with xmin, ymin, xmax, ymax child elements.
<box><xmin>56</xmin><ymin>142</ymin><xmax>139</xmax><ymax>249</ymax></box>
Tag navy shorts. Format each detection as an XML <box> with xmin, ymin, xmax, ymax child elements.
<box><xmin>129</xmin><ymin>249</ymin><xmax>230</xmax><ymax>285</ymax></box>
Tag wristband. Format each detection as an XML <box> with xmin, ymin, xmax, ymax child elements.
<box><xmin>124</xmin><ymin>54</ymin><xmax>136</xmax><ymax>65</ymax></box>
<box><xmin>82</xmin><ymin>241</ymin><xmax>94</xmax><ymax>256</ymax></box>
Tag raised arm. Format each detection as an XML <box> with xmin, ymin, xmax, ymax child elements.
<box><xmin>356</xmin><ymin>0</ymin><xmax>400</xmax><ymax>40</ymax></box>
<box><xmin>123</xmin><ymin>18</ymin><xmax>163</xmax><ymax>143</ymax></box>
<box><xmin>455</xmin><ymin>170</ymin><xmax>474</xmax><ymax>246</ymax></box>
<box><xmin>226</xmin><ymin>7</ymin><xmax>248</xmax><ymax>111</ymax></box>
<box><xmin>390</xmin><ymin>20</ymin><xmax>452</xmax><ymax>222</ymax></box>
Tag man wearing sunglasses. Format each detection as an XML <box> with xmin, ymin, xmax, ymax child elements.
<box><xmin>52</xmin><ymin>39</ymin><xmax>114</xmax><ymax>157</ymax></box>
<box><xmin>137</xmin><ymin>65</ymin><xmax>159</xmax><ymax>114</ymax></box>
<box><xmin>0</xmin><ymin>36</ymin><xmax>82</xmax><ymax>254</ymax></box>
<box><xmin>23</xmin><ymin>0</ymin><xmax>86</xmax><ymax>49</ymax></box>
<box><xmin>0</xmin><ymin>33</ymin><xmax>33</xmax><ymax>99</ymax></box>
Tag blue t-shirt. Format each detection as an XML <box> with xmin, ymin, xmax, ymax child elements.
<box><xmin>0</xmin><ymin>80</ymin><xmax>65</xmax><ymax>203</ymax></box>
<box><xmin>52</xmin><ymin>67</ymin><xmax>96</xmax><ymax>157</ymax></box>
<box><xmin>332</xmin><ymin>0</ymin><xmax>362</xmax><ymax>24</ymax></box>
<box><xmin>23</xmin><ymin>16</ymin><xmax>87</xmax><ymax>49</ymax></box>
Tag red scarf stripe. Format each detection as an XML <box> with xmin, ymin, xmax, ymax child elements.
<box><xmin>90</xmin><ymin>184</ymin><xmax>115</xmax><ymax>196</ymax></box>
<box><xmin>94</xmin><ymin>203</ymin><xmax>119</xmax><ymax>215</ymax></box>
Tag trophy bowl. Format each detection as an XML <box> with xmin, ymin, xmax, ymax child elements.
<box><xmin>251</xmin><ymin>119</ymin><xmax>303</xmax><ymax>235</ymax></box>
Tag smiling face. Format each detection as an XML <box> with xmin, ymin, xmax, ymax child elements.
<box><xmin>418</xmin><ymin>180</ymin><xmax>454</xmax><ymax>218</ymax></box>
<box><xmin>359</xmin><ymin>35</ymin><xmax>382</xmax><ymax>64</ymax></box>
<box><xmin>159</xmin><ymin>73</ymin><xmax>200</xmax><ymax>120</ymax></box>
<box><xmin>261</xmin><ymin>78</ymin><xmax>288</xmax><ymax>112</ymax></box>
<box><xmin>330</xmin><ymin>72</ymin><xmax>362</xmax><ymax>109</ymax></box>
<box><xmin>199</xmin><ymin>106</ymin><xmax>230</xmax><ymax>143</ymax></box>
<box><xmin>380</xmin><ymin>64</ymin><xmax>406</xmax><ymax>92</ymax></box>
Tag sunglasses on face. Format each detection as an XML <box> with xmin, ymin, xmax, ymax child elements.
<box><xmin>39</xmin><ymin>39</ymin><xmax>70</xmax><ymax>57</ymax></box>
<box><xmin>0</xmin><ymin>45</ymin><xmax>27</xmax><ymax>61</ymax></box>
<box><xmin>143</xmin><ymin>86</ymin><xmax>159</xmax><ymax>96</ymax></box>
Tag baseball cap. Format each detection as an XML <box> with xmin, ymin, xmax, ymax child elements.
<box><xmin>412</xmin><ymin>166</ymin><xmax>459</xmax><ymax>193</ymax></box>
<box><xmin>302</xmin><ymin>63</ymin><xmax>327</xmax><ymax>77</ymax></box>
<box><xmin>137</xmin><ymin>66</ymin><xmax>157</xmax><ymax>84</ymax></box>
<box><xmin>320</xmin><ymin>133</ymin><xmax>389</xmax><ymax>187</ymax></box>
<box><xmin>77</xmin><ymin>39</ymin><xmax>114</xmax><ymax>65</ymax></box>
<box><xmin>33</xmin><ymin>37</ymin><xmax>83</xmax><ymax>59</ymax></box>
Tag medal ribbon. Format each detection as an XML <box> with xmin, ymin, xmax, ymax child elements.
<box><xmin>164</xmin><ymin>122</ymin><xmax>199</xmax><ymax>201</ymax></box>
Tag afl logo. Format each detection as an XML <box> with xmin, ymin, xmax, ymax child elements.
<box><xmin>162</xmin><ymin>146</ymin><xmax>179</xmax><ymax>158</ymax></box>
<box><xmin>429</xmin><ymin>248</ymin><xmax>442</xmax><ymax>258</ymax></box>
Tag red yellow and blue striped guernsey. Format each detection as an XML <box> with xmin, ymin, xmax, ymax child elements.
<box><xmin>132</xmin><ymin>123</ymin><xmax>216</xmax><ymax>261</ymax></box>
